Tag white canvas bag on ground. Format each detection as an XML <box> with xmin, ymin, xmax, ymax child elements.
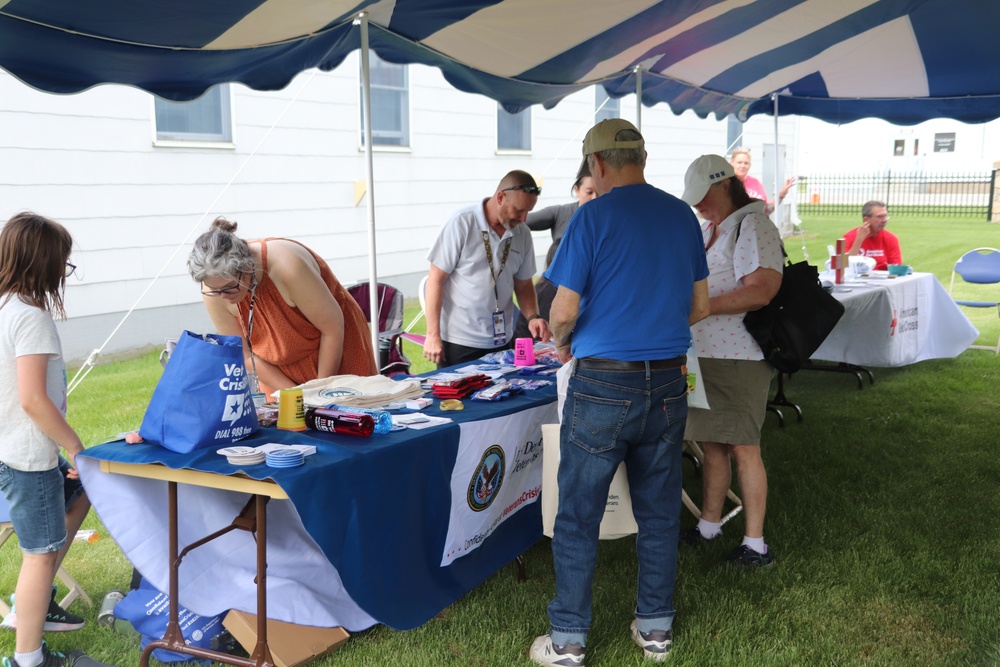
<box><xmin>543</xmin><ymin>357</ymin><xmax>638</xmax><ymax>540</ymax></box>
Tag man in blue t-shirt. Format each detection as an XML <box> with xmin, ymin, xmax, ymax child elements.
<box><xmin>529</xmin><ymin>119</ymin><xmax>709</xmax><ymax>667</ymax></box>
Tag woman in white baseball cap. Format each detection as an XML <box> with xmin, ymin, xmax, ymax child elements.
<box><xmin>678</xmin><ymin>154</ymin><xmax>784</xmax><ymax>568</ymax></box>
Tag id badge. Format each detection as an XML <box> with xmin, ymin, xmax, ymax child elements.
<box><xmin>492</xmin><ymin>310</ymin><xmax>506</xmax><ymax>345</ymax></box>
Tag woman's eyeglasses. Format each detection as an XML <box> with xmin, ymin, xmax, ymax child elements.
<box><xmin>201</xmin><ymin>281</ymin><xmax>245</xmax><ymax>297</ymax></box>
<box><xmin>65</xmin><ymin>262</ymin><xmax>77</xmax><ymax>278</ymax></box>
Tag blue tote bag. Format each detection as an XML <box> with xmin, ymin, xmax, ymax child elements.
<box><xmin>139</xmin><ymin>331</ymin><xmax>258</xmax><ymax>453</ymax></box>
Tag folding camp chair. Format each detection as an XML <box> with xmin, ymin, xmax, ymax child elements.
<box><xmin>950</xmin><ymin>247</ymin><xmax>1000</xmax><ymax>353</ymax></box>
<box><xmin>346</xmin><ymin>282</ymin><xmax>412</xmax><ymax>375</ymax></box>
<box><xmin>680</xmin><ymin>440</ymin><xmax>743</xmax><ymax>525</ymax></box>
<box><xmin>0</xmin><ymin>493</ymin><xmax>93</xmax><ymax>616</ymax></box>
<box><xmin>400</xmin><ymin>275</ymin><xmax>428</xmax><ymax>349</ymax></box>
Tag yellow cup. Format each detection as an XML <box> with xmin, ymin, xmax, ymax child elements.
<box><xmin>277</xmin><ymin>387</ymin><xmax>307</xmax><ymax>431</ymax></box>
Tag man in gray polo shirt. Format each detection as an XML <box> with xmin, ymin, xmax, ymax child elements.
<box><xmin>424</xmin><ymin>170</ymin><xmax>552</xmax><ymax>367</ymax></box>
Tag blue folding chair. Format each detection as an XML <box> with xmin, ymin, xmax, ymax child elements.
<box><xmin>0</xmin><ymin>493</ymin><xmax>93</xmax><ymax>616</ymax></box>
<box><xmin>950</xmin><ymin>247</ymin><xmax>1000</xmax><ymax>354</ymax></box>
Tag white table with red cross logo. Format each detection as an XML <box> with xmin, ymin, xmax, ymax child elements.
<box><xmin>811</xmin><ymin>272</ymin><xmax>978</xmax><ymax>367</ymax></box>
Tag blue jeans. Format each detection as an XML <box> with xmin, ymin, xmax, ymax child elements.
<box><xmin>547</xmin><ymin>363</ymin><xmax>687</xmax><ymax>647</ymax></box>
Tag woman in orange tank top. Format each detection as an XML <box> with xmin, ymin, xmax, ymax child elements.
<box><xmin>188</xmin><ymin>217</ymin><xmax>377</xmax><ymax>397</ymax></box>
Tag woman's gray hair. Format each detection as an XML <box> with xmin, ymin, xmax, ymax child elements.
<box><xmin>187</xmin><ymin>217</ymin><xmax>255</xmax><ymax>282</ymax></box>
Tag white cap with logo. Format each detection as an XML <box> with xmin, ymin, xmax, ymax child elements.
<box><xmin>681</xmin><ymin>154</ymin><xmax>735</xmax><ymax>206</ymax></box>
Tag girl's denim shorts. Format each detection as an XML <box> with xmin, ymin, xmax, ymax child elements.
<box><xmin>0</xmin><ymin>456</ymin><xmax>85</xmax><ymax>554</ymax></box>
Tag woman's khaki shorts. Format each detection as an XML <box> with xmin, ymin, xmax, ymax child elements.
<box><xmin>684</xmin><ymin>358</ymin><xmax>774</xmax><ymax>446</ymax></box>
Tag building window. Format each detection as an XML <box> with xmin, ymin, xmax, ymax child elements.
<box><xmin>595</xmin><ymin>87</ymin><xmax>620</xmax><ymax>123</ymax></box>
<box><xmin>934</xmin><ymin>133</ymin><xmax>955</xmax><ymax>153</ymax></box>
<box><xmin>893</xmin><ymin>139</ymin><xmax>905</xmax><ymax>156</ymax></box>
<box><xmin>913</xmin><ymin>138</ymin><xmax>920</xmax><ymax>155</ymax></box>
<box><xmin>361</xmin><ymin>54</ymin><xmax>409</xmax><ymax>147</ymax></box>
<box><xmin>154</xmin><ymin>84</ymin><xmax>232</xmax><ymax>142</ymax></box>
<box><xmin>727</xmin><ymin>116</ymin><xmax>744</xmax><ymax>154</ymax></box>
<box><xmin>497</xmin><ymin>105</ymin><xmax>531</xmax><ymax>151</ymax></box>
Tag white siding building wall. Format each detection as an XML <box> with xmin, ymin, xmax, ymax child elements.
<box><xmin>0</xmin><ymin>56</ymin><xmax>798</xmax><ymax>363</ymax></box>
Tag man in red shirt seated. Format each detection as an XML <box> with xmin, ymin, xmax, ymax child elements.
<box><xmin>842</xmin><ymin>200</ymin><xmax>901</xmax><ymax>271</ymax></box>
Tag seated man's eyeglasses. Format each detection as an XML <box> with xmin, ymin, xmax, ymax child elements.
<box><xmin>502</xmin><ymin>185</ymin><xmax>542</xmax><ymax>195</ymax></box>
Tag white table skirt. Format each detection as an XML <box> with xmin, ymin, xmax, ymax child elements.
<box><xmin>812</xmin><ymin>272</ymin><xmax>978</xmax><ymax>367</ymax></box>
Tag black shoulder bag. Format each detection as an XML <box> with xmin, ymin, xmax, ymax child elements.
<box><xmin>735</xmin><ymin>218</ymin><xmax>846</xmax><ymax>374</ymax></box>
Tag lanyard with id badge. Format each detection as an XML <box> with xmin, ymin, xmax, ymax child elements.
<box><xmin>482</xmin><ymin>230</ymin><xmax>513</xmax><ymax>346</ymax></box>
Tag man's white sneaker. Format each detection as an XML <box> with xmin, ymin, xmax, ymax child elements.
<box><xmin>529</xmin><ymin>635</ymin><xmax>586</xmax><ymax>667</ymax></box>
<box><xmin>630</xmin><ymin>620</ymin><xmax>672</xmax><ymax>661</ymax></box>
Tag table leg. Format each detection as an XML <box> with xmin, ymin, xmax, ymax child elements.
<box><xmin>801</xmin><ymin>361</ymin><xmax>875</xmax><ymax>389</ymax></box>
<box><xmin>139</xmin><ymin>483</ymin><xmax>276</xmax><ymax>667</ymax></box>
<box><xmin>767</xmin><ymin>373</ymin><xmax>803</xmax><ymax>424</ymax></box>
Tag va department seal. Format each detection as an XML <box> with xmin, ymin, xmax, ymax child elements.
<box><xmin>467</xmin><ymin>445</ymin><xmax>505</xmax><ymax>512</ymax></box>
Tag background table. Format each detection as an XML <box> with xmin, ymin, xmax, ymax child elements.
<box><xmin>811</xmin><ymin>272</ymin><xmax>978</xmax><ymax>367</ymax></box>
<box><xmin>77</xmin><ymin>381</ymin><xmax>556</xmax><ymax>632</ymax></box>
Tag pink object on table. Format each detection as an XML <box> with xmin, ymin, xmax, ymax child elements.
<box><xmin>514</xmin><ymin>338</ymin><xmax>535</xmax><ymax>366</ymax></box>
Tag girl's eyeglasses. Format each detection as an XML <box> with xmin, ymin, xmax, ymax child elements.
<box><xmin>65</xmin><ymin>262</ymin><xmax>77</xmax><ymax>278</ymax></box>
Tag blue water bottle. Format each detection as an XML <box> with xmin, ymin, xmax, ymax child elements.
<box><xmin>323</xmin><ymin>404</ymin><xmax>393</xmax><ymax>434</ymax></box>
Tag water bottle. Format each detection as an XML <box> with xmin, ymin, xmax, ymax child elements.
<box><xmin>305</xmin><ymin>408</ymin><xmax>375</xmax><ymax>437</ymax></box>
<box><xmin>322</xmin><ymin>404</ymin><xmax>393</xmax><ymax>434</ymax></box>
<box><xmin>97</xmin><ymin>591</ymin><xmax>125</xmax><ymax>628</ymax></box>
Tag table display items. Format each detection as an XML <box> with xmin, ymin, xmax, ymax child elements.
<box><xmin>277</xmin><ymin>387</ymin><xmax>307</xmax><ymax>431</ymax></box>
<box><xmin>305</xmin><ymin>407</ymin><xmax>375</xmax><ymax>437</ymax></box>
<box><xmin>139</xmin><ymin>330</ymin><xmax>258</xmax><ymax>452</ymax></box>
<box><xmin>321</xmin><ymin>404</ymin><xmax>394</xmax><ymax>434</ymax></box>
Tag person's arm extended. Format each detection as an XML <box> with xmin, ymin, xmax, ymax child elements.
<box><xmin>690</xmin><ymin>278</ymin><xmax>710</xmax><ymax>325</ymax></box>
<box><xmin>422</xmin><ymin>264</ymin><xmax>449</xmax><ymax>365</ymax></box>
<box><xmin>268</xmin><ymin>242</ymin><xmax>346</xmax><ymax>381</ymax></box>
<box><xmin>514</xmin><ymin>277</ymin><xmax>551</xmax><ymax>342</ymax></box>
<box><xmin>18</xmin><ymin>354</ymin><xmax>84</xmax><ymax>465</ymax></box>
<box><xmin>708</xmin><ymin>267</ymin><xmax>782</xmax><ymax>315</ymax></box>
<box><xmin>526</xmin><ymin>205</ymin><xmax>557</xmax><ymax>232</ymax></box>
<box><xmin>549</xmin><ymin>286</ymin><xmax>580</xmax><ymax>363</ymax></box>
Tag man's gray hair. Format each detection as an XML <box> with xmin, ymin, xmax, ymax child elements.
<box><xmin>862</xmin><ymin>200</ymin><xmax>887</xmax><ymax>218</ymax></box>
<box><xmin>588</xmin><ymin>129</ymin><xmax>646</xmax><ymax>170</ymax></box>
<box><xmin>187</xmin><ymin>217</ymin><xmax>255</xmax><ymax>282</ymax></box>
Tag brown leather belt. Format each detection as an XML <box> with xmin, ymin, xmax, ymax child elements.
<box><xmin>577</xmin><ymin>355</ymin><xmax>686</xmax><ymax>371</ymax></box>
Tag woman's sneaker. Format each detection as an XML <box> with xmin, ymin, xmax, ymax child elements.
<box><xmin>529</xmin><ymin>635</ymin><xmax>586</xmax><ymax>666</ymax></box>
<box><xmin>630</xmin><ymin>620</ymin><xmax>672</xmax><ymax>661</ymax></box>
<box><xmin>2</xmin><ymin>641</ymin><xmax>88</xmax><ymax>667</ymax></box>
<box><xmin>0</xmin><ymin>592</ymin><xmax>85</xmax><ymax>632</ymax></box>
<box><xmin>727</xmin><ymin>544</ymin><xmax>775</xmax><ymax>567</ymax></box>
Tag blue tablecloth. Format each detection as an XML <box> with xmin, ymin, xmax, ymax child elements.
<box><xmin>78</xmin><ymin>378</ymin><xmax>556</xmax><ymax>631</ymax></box>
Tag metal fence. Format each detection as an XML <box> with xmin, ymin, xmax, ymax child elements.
<box><xmin>797</xmin><ymin>171</ymin><xmax>995</xmax><ymax>218</ymax></box>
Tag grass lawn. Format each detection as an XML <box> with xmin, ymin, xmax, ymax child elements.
<box><xmin>2</xmin><ymin>215</ymin><xmax>1000</xmax><ymax>666</ymax></box>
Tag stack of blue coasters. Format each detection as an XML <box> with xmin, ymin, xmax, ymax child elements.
<box><xmin>265</xmin><ymin>448</ymin><xmax>305</xmax><ymax>468</ymax></box>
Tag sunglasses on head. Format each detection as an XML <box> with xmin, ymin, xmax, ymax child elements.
<box><xmin>502</xmin><ymin>185</ymin><xmax>542</xmax><ymax>196</ymax></box>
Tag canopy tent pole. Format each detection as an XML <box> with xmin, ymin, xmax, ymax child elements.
<box><xmin>358</xmin><ymin>14</ymin><xmax>381</xmax><ymax>367</ymax></box>
<box><xmin>772</xmin><ymin>93</ymin><xmax>781</xmax><ymax>230</ymax></box>
<box><xmin>634</xmin><ymin>66</ymin><xmax>643</xmax><ymax>132</ymax></box>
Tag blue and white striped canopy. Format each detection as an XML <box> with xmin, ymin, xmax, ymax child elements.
<box><xmin>1</xmin><ymin>0</ymin><xmax>997</xmax><ymax>124</ymax></box>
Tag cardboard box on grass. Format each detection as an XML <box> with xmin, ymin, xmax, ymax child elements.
<box><xmin>223</xmin><ymin>610</ymin><xmax>349</xmax><ymax>667</ymax></box>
